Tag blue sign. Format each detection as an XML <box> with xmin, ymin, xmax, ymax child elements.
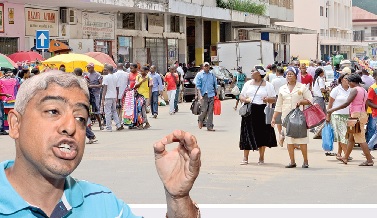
<box><xmin>36</xmin><ymin>30</ymin><xmax>50</xmax><ymax>50</ymax></box>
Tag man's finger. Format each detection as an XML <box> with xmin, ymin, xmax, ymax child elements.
<box><xmin>188</xmin><ymin>147</ymin><xmax>201</xmax><ymax>177</ymax></box>
<box><xmin>154</xmin><ymin>140</ymin><xmax>168</xmax><ymax>160</ymax></box>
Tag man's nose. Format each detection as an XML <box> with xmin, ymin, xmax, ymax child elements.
<box><xmin>59</xmin><ymin>114</ymin><xmax>76</xmax><ymax>136</ymax></box>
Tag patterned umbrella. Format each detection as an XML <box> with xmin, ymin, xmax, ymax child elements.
<box><xmin>0</xmin><ymin>54</ymin><xmax>18</xmax><ymax>69</ymax></box>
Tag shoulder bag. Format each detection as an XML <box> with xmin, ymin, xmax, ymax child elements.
<box><xmin>346</xmin><ymin>90</ymin><xmax>365</xmax><ymax>137</ymax></box>
<box><xmin>239</xmin><ymin>81</ymin><xmax>263</xmax><ymax>117</ymax></box>
<box><xmin>231</xmin><ymin>74</ymin><xmax>240</xmax><ymax>96</ymax></box>
<box><xmin>303</xmin><ymin>103</ymin><xmax>326</xmax><ymax>129</ymax></box>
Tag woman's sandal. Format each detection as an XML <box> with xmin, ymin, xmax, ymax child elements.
<box><xmin>336</xmin><ymin>156</ymin><xmax>347</xmax><ymax>165</ymax></box>
<box><xmin>233</xmin><ymin>106</ymin><xmax>237</xmax><ymax>111</ymax></box>
<box><xmin>359</xmin><ymin>161</ymin><xmax>374</xmax><ymax>166</ymax></box>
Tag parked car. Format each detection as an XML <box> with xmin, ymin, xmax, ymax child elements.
<box><xmin>182</xmin><ymin>66</ymin><xmax>234</xmax><ymax>102</ymax></box>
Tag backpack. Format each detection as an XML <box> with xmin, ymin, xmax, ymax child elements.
<box><xmin>190</xmin><ymin>99</ymin><xmax>201</xmax><ymax>115</ymax></box>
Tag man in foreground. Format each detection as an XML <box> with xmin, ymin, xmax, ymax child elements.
<box><xmin>0</xmin><ymin>71</ymin><xmax>201</xmax><ymax>217</ymax></box>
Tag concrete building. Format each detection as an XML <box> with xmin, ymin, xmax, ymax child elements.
<box><xmin>4</xmin><ymin>0</ymin><xmax>299</xmax><ymax>72</ymax></box>
<box><xmin>277</xmin><ymin>0</ymin><xmax>359</xmax><ymax>61</ymax></box>
<box><xmin>352</xmin><ymin>6</ymin><xmax>377</xmax><ymax>58</ymax></box>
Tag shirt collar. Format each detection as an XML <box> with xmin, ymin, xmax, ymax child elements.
<box><xmin>0</xmin><ymin>160</ymin><xmax>84</xmax><ymax>215</ymax></box>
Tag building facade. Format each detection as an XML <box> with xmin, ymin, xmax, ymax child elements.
<box><xmin>2</xmin><ymin>0</ymin><xmax>299</xmax><ymax>72</ymax></box>
<box><xmin>352</xmin><ymin>6</ymin><xmax>377</xmax><ymax>58</ymax></box>
<box><xmin>277</xmin><ymin>0</ymin><xmax>357</xmax><ymax>61</ymax></box>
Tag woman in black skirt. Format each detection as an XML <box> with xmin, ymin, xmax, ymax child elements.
<box><xmin>239</xmin><ymin>66</ymin><xmax>277</xmax><ymax>165</ymax></box>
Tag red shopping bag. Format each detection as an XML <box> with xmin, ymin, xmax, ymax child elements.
<box><xmin>214</xmin><ymin>97</ymin><xmax>221</xmax><ymax>115</ymax></box>
<box><xmin>303</xmin><ymin>103</ymin><xmax>326</xmax><ymax>129</ymax></box>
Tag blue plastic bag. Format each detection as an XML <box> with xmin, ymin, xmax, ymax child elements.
<box><xmin>322</xmin><ymin>123</ymin><xmax>334</xmax><ymax>151</ymax></box>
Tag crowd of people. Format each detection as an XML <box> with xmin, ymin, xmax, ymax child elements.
<box><xmin>234</xmin><ymin>58</ymin><xmax>377</xmax><ymax>168</ymax></box>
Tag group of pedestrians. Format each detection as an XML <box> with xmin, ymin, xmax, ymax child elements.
<box><xmin>234</xmin><ymin>60</ymin><xmax>377</xmax><ymax>168</ymax></box>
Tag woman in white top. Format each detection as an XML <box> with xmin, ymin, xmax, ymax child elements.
<box><xmin>271</xmin><ymin>67</ymin><xmax>313</xmax><ymax>168</ymax></box>
<box><xmin>326</xmin><ymin>73</ymin><xmax>351</xmax><ymax>159</ymax></box>
<box><xmin>312</xmin><ymin>68</ymin><xmax>327</xmax><ymax>113</ymax></box>
<box><xmin>239</xmin><ymin>66</ymin><xmax>277</xmax><ymax>165</ymax></box>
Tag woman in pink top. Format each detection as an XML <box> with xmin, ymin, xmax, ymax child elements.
<box><xmin>328</xmin><ymin>73</ymin><xmax>374</xmax><ymax>166</ymax></box>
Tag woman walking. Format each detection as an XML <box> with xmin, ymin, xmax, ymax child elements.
<box><xmin>327</xmin><ymin>73</ymin><xmax>374</xmax><ymax>166</ymax></box>
<box><xmin>312</xmin><ymin>68</ymin><xmax>327</xmax><ymax>113</ymax></box>
<box><xmin>239</xmin><ymin>66</ymin><xmax>277</xmax><ymax>165</ymax></box>
<box><xmin>165</xmin><ymin>66</ymin><xmax>179</xmax><ymax>115</ymax></box>
<box><xmin>326</xmin><ymin>73</ymin><xmax>350</xmax><ymax>159</ymax></box>
<box><xmin>271</xmin><ymin>67</ymin><xmax>313</xmax><ymax>168</ymax></box>
<box><xmin>232</xmin><ymin>66</ymin><xmax>247</xmax><ymax>110</ymax></box>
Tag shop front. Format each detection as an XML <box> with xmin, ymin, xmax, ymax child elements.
<box><xmin>82</xmin><ymin>12</ymin><xmax>115</xmax><ymax>57</ymax></box>
<box><xmin>117</xmin><ymin>36</ymin><xmax>133</xmax><ymax>63</ymax></box>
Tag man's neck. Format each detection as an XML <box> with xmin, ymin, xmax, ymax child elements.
<box><xmin>5</xmin><ymin>160</ymin><xmax>65</xmax><ymax>216</ymax></box>
<box><xmin>204</xmin><ymin>70</ymin><xmax>209</xmax><ymax>74</ymax></box>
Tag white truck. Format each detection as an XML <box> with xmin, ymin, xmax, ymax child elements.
<box><xmin>217</xmin><ymin>40</ymin><xmax>275</xmax><ymax>77</ymax></box>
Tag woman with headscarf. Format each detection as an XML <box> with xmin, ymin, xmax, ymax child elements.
<box><xmin>312</xmin><ymin>68</ymin><xmax>327</xmax><ymax>113</ymax></box>
<box><xmin>327</xmin><ymin>73</ymin><xmax>374</xmax><ymax>166</ymax></box>
<box><xmin>232</xmin><ymin>66</ymin><xmax>247</xmax><ymax>110</ymax></box>
<box><xmin>271</xmin><ymin>67</ymin><xmax>313</xmax><ymax>168</ymax></box>
<box><xmin>239</xmin><ymin>66</ymin><xmax>277</xmax><ymax>165</ymax></box>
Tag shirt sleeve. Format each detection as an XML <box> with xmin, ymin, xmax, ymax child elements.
<box><xmin>240</xmin><ymin>80</ymin><xmax>251</xmax><ymax>97</ymax></box>
<box><xmin>330</xmin><ymin>86</ymin><xmax>338</xmax><ymax>99</ymax></box>
<box><xmin>196</xmin><ymin>73</ymin><xmax>202</xmax><ymax>90</ymax></box>
<box><xmin>319</xmin><ymin>77</ymin><xmax>325</xmax><ymax>89</ymax></box>
<box><xmin>274</xmin><ymin>87</ymin><xmax>284</xmax><ymax>113</ymax></box>
<box><xmin>266</xmin><ymin>81</ymin><xmax>276</xmax><ymax>97</ymax></box>
<box><xmin>368</xmin><ymin>87</ymin><xmax>376</xmax><ymax>101</ymax></box>
<box><xmin>303</xmin><ymin>85</ymin><xmax>313</xmax><ymax>102</ymax></box>
<box><xmin>115</xmin><ymin>199</ymin><xmax>142</xmax><ymax>218</ymax></box>
<box><xmin>158</xmin><ymin>75</ymin><xmax>163</xmax><ymax>91</ymax></box>
<box><xmin>102</xmin><ymin>76</ymin><xmax>108</xmax><ymax>86</ymax></box>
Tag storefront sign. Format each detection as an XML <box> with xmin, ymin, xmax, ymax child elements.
<box><xmin>25</xmin><ymin>8</ymin><xmax>59</xmax><ymax>36</ymax></box>
<box><xmin>82</xmin><ymin>12</ymin><xmax>115</xmax><ymax>40</ymax></box>
<box><xmin>0</xmin><ymin>4</ymin><xmax>4</xmax><ymax>33</ymax></box>
<box><xmin>8</xmin><ymin>8</ymin><xmax>14</xmax><ymax>24</ymax></box>
<box><xmin>69</xmin><ymin>39</ymin><xmax>94</xmax><ymax>54</ymax></box>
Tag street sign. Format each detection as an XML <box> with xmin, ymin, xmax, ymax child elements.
<box><xmin>36</xmin><ymin>30</ymin><xmax>50</xmax><ymax>50</ymax></box>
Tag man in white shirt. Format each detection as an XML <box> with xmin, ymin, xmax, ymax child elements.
<box><xmin>175</xmin><ymin>63</ymin><xmax>185</xmax><ymax>112</ymax></box>
<box><xmin>115</xmin><ymin>63</ymin><xmax>129</xmax><ymax>119</ymax></box>
<box><xmin>101</xmin><ymin>65</ymin><xmax>123</xmax><ymax>132</ymax></box>
<box><xmin>307</xmin><ymin>61</ymin><xmax>316</xmax><ymax>78</ymax></box>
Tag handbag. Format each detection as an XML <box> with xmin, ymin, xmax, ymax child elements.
<box><xmin>264</xmin><ymin>104</ymin><xmax>274</xmax><ymax>124</ymax></box>
<box><xmin>190</xmin><ymin>99</ymin><xmax>201</xmax><ymax>115</ymax></box>
<box><xmin>239</xmin><ymin>80</ymin><xmax>263</xmax><ymax>117</ymax></box>
<box><xmin>231</xmin><ymin>74</ymin><xmax>240</xmax><ymax>96</ymax></box>
<box><xmin>303</xmin><ymin>103</ymin><xmax>326</xmax><ymax>129</ymax></box>
<box><xmin>285</xmin><ymin>107</ymin><xmax>308</xmax><ymax>138</ymax></box>
<box><xmin>346</xmin><ymin>118</ymin><xmax>361</xmax><ymax>134</ymax></box>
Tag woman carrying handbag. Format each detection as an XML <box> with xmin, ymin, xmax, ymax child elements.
<box><xmin>271</xmin><ymin>67</ymin><xmax>313</xmax><ymax>168</ymax></box>
<box><xmin>327</xmin><ymin>73</ymin><xmax>374</xmax><ymax>166</ymax></box>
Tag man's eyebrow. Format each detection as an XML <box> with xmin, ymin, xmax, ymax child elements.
<box><xmin>40</xmin><ymin>96</ymin><xmax>68</xmax><ymax>104</ymax></box>
<box><xmin>75</xmin><ymin>103</ymin><xmax>90</xmax><ymax>115</ymax></box>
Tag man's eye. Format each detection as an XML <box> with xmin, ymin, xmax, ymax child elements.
<box><xmin>47</xmin><ymin>110</ymin><xmax>59</xmax><ymax>115</ymax></box>
<box><xmin>76</xmin><ymin>117</ymin><xmax>87</xmax><ymax>124</ymax></box>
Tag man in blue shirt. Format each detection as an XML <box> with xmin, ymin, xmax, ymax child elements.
<box><xmin>149</xmin><ymin>65</ymin><xmax>164</xmax><ymax>118</ymax></box>
<box><xmin>1</xmin><ymin>71</ymin><xmax>201</xmax><ymax>217</ymax></box>
<box><xmin>196</xmin><ymin>62</ymin><xmax>218</xmax><ymax>131</ymax></box>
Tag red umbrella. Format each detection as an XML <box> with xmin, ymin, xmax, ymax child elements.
<box><xmin>85</xmin><ymin>52</ymin><xmax>116</xmax><ymax>68</ymax></box>
<box><xmin>8</xmin><ymin>51</ymin><xmax>44</xmax><ymax>63</ymax></box>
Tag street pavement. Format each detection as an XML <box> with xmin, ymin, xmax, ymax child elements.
<box><xmin>1</xmin><ymin>98</ymin><xmax>377</xmax><ymax>205</ymax></box>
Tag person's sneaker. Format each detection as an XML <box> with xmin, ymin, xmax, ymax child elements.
<box><xmin>153</xmin><ymin>114</ymin><xmax>157</xmax><ymax>118</ymax></box>
<box><xmin>116</xmin><ymin>126</ymin><xmax>124</xmax><ymax>131</ymax></box>
<box><xmin>0</xmin><ymin>131</ymin><xmax>9</xmax><ymax>135</ymax></box>
<box><xmin>100</xmin><ymin>126</ymin><xmax>104</xmax><ymax>131</ymax></box>
<box><xmin>87</xmin><ymin>138</ymin><xmax>98</xmax><ymax>144</ymax></box>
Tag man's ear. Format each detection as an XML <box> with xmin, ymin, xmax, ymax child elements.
<box><xmin>8</xmin><ymin>109</ymin><xmax>21</xmax><ymax>140</ymax></box>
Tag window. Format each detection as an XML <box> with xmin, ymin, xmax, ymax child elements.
<box><xmin>0</xmin><ymin>37</ymin><xmax>18</xmax><ymax>55</ymax></box>
<box><xmin>120</xmin><ymin>13</ymin><xmax>135</xmax><ymax>30</ymax></box>
<box><xmin>320</xmin><ymin>29</ymin><xmax>325</xmax><ymax>36</ymax></box>
<box><xmin>118</xmin><ymin>36</ymin><xmax>133</xmax><ymax>63</ymax></box>
<box><xmin>320</xmin><ymin>6</ymin><xmax>324</xmax><ymax>16</ymax></box>
<box><xmin>326</xmin><ymin>8</ymin><xmax>328</xmax><ymax>17</ymax></box>
<box><xmin>372</xmin><ymin>27</ymin><xmax>377</xmax><ymax>37</ymax></box>
<box><xmin>170</xmin><ymin>16</ymin><xmax>180</xmax><ymax>33</ymax></box>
